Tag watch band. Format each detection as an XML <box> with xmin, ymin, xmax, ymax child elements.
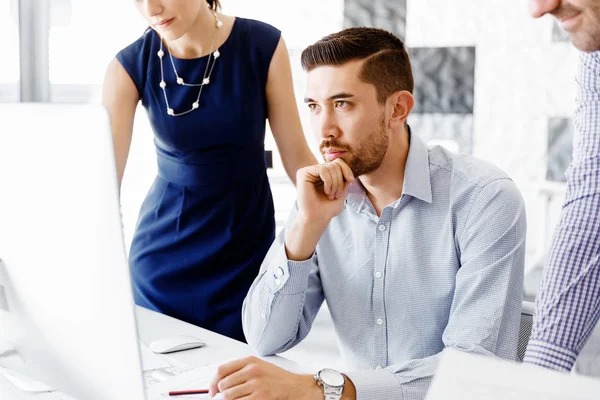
<box><xmin>324</xmin><ymin>389</ymin><xmax>343</xmax><ymax>400</ymax></box>
<box><xmin>315</xmin><ymin>369</ymin><xmax>345</xmax><ymax>400</ymax></box>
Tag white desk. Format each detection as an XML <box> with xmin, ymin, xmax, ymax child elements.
<box><xmin>0</xmin><ymin>306</ymin><xmax>308</xmax><ymax>399</ymax></box>
<box><xmin>136</xmin><ymin>306</ymin><xmax>308</xmax><ymax>374</ymax></box>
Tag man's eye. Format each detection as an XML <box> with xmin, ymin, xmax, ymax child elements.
<box><xmin>335</xmin><ymin>101</ymin><xmax>349</xmax><ymax>108</ymax></box>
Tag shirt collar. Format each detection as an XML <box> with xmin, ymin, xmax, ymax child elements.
<box><xmin>402</xmin><ymin>128</ymin><xmax>433</xmax><ymax>204</ymax></box>
<box><xmin>345</xmin><ymin>127</ymin><xmax>433</xmax><ymax>212</ymax></box>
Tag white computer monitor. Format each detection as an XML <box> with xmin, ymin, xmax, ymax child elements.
<box><xmin>0</xmin><ymin>103</ymin><xmax>146</xmax><ymax>400</ymax></box>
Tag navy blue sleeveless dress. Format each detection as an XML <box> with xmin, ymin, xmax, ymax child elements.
<box><xmin>116</xmin><ymin>18</ymin><xmax>280</xmax><ymax>341</ymax></box>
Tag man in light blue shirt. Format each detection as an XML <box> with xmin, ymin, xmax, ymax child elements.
<box><xmin>209</xmin><ymin>27</ymin><xmax>526</xmax><ymax>400</ymax></box>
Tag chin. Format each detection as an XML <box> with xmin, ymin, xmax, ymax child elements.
<box><xmin>157</xmin><ymin>32</ymin><xmax>181</xmax><ymax>41</ymax></box>
<box><xmin>570</xmin><ymin>32</ymin><xmax>600</xmax><ymax>52</ymax></box>
<box><xmin>153</xmin><ymin>27</ymin><xmax>184</xmax><ymax>41</ymax></box>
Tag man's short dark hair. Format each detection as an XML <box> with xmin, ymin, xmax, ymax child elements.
<box><xmin>301</xmin><ymin>27</ymin><xmax>414</xmax><ymax>104</ymax></box>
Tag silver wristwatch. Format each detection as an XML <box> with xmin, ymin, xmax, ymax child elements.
<box><xmin>314</xmin><ymin>368</ymin><xmax>345</xmax><ymax>400</ymax></box>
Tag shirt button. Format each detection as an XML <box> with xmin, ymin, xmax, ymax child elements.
<box><xmin>378</xmin><ymin>224</ymin><xmax>386</xmax><ymax>232</ymax></box>
<box><xmin>376</xmin><ymin>365</ymin><xmax>383</xmax><ymax>370</ymax></box>
<box><xmin>376</xmin><ymin>318</ymin><xmax>383</xmax><ymax>325</ymax></box>
<box><xmin>375</xmin><ymin>271</ymin><xmax>382</xmax><ymax>279</ymax></box>
<box><xmin>274</xmin><ymin>278</ymin><xmax>281</xmax><ymax>286</ymax></box>
<box><xmin>260</xmin><ymin>313</ymin><xmax>266</xmax><ymax>319</ymax></box>
<box><xmin>277</xmin><ymin>267</ymin><xmax>284</xmax><ymax>277</ymax></box>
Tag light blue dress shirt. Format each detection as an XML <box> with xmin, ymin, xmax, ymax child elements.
<box><xmin>242</xmin><ymin>132</ymin><xmax>527</xmax><ymax>399</ymax></box>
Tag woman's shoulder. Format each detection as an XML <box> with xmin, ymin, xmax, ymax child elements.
<box><xmin>234</xmin><ymin>17</ymin><xmax>281</xmax><ymax>42</ymax></box>
<box><xmin>230</xmin><ymin>18</ymin><xmax>282</xmax><ymax>86</ymax></box>
<box><xmin>114</xmin><ymin>29</ymin><xmax>156</xmax><ymax>99</ymax></box>
<box><xmin>116</xmin><ymin>29</ymin><xmax>155</xmax><ymax>63</ymax></box>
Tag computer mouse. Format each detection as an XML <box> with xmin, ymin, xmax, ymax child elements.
<box><xmin>148</xmin><ymin>335</ymin><xmax>206</xmax><ymax>354</ymax></box>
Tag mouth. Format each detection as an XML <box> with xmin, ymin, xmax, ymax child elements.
<box><xmin>557</xmin><ymin>12</ymin><xmax>582</xmax><ymax>32</ymax></box>
<box><xmin>154</xmin><ymin>18</ymin><xmax>174</xmax><ymax>28</ymax></box>
<box><xmin>324</xmin><ymin>150</ymin><xmax>346</xmax><ymax>161</ymax></box>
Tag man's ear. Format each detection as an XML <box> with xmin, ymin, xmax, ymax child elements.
<box><xmin>389</xmin><ymin>90</ymin><xmax>414</xmax><ymax>125</ymax></box>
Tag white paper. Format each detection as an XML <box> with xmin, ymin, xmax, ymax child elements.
<box><xmin>426</xmin><ymin>348</ymin><xmax>600</xmax><ymax>400</ymax></box>
<box><xmin>146</xmin><ymin>364</ymin><xmax>221</xmax><ymax>400</ymax></box>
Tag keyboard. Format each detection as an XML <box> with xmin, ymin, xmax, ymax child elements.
<box><xmin>143</xmin><ymin>365</ymin><xmax>192</xmax><ymax>388</ymax></box>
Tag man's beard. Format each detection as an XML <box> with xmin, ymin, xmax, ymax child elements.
<box><xmin>552</xmin><ymin>3</ymin><xmax>600</xmax><ymax>52</ymax></box>
<box><xmin>320</xmin><ymin>114</ymin><xmax>389</xmax><ymax>177</ymax></box>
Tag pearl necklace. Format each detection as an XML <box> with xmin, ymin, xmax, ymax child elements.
<box><xmin>157</xmin><ymin>11</ymin><xmax>223</xmax><ymax>117</ymax></box>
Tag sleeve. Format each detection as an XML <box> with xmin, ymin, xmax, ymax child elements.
<box><xmin>524</xmin><ymin>50</ymin><xmax>600</xmax><ymax>371</ymax></box>
<box><xmin>241</xmin><ymin>205</ymin><xmax>325</xmax><ymax>356</ymax></box>
<box><xmin>115</xmin><ymin>30</ymin><xmax>152</xmax><ymax>100</ymax></box>
<box><xmin>345</xmin><ymin>178</ymin><xmax>527</xmax><ymax>400</ymax></box>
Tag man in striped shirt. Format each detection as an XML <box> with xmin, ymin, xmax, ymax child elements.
<box><xmin>524</xmin><ymin>0</ymin><xmax>600</xmax><ymax>373</ymax></box>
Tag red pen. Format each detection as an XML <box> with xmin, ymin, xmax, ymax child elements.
<box><xmin>168</xmin><ymin>389</ymin><xmax>210</xmax><ymax>396</ymax></box>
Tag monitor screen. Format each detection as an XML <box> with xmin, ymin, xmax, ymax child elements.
<box><xmin>0</xmin><ymin>104</ymin><xmax>146</xmax><ymax>400</ymax></box>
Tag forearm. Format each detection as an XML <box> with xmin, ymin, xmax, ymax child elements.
<box><xmin>524</xmin><ymin>194</ymin><xmax>600</xmax><ymax>370</ymax></box>
<box><xmin>285</xmin><ymin>212</ymin><xmax>329</xmax><ymax>261</ymax></box>
<box><xmin>242</xmin><ymin>230</ymin><xmax>324</xmax><ymax>355</ymax></box>
<box><xmin>282</xmin><ymin>148</ymin><xmax>317</xmax><ymax>186</ymax></box>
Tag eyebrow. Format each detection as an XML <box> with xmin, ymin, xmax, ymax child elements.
<box><xmin>303</xmin><ymin>92</ymin><xmax>355</xmax><ymax>103</ymax></box>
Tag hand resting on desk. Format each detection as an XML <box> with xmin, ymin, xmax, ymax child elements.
<box><xmin>209</xmin><ymin>356</ymin><xmax>356</xmax><ymax>400</ymax></box>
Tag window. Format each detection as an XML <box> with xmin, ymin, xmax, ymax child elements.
<box><xmin>49</xmin><ymin>0</ymin><xmax>147</xmax><ymax>103</ymax></box>
<box><xmin>0</xmin><ymin>0</ymin><xmax>20</xmax><ymax>103</ymax></box>
<box><xmin>48</xmin><ymin>0</ymin><xmax>151</xmax><ymax>247</ymax></box>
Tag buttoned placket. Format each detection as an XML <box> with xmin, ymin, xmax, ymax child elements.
<box><xmin>372</xmin><ymin>206</ymin><xmax>392</xmax><ymax>368</ymax></box>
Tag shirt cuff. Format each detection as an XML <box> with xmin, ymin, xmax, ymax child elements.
<box><xmin>265</xmin><ymin>245</ymin><xmax>316</xmax><ymax>295</ymax></box>
<box><xmin>345</xmin><ymin>370</ymin><xmax>403</xmax><ymax>400</ymax></box>
<box><xmin>522</xmin><ymin>339</ymin><xmax>578</xmax><ymax>372</ymax></box>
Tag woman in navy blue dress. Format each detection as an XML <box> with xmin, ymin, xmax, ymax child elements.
<box><xmin>102</xmin><ymin>0</ymin><xmax>316</xmax><ymax>341</ymax></box>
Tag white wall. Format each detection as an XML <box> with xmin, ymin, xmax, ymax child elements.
<box><xmin>406</xmin><ymin>0</ymin><xmax>577</xmax><ymax>270</ymax></box>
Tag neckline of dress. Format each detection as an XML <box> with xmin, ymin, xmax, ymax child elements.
<box><xmin>156</xmin><ymin>16</ymin><xmax>240</xmax><ymax>62</ymax></box>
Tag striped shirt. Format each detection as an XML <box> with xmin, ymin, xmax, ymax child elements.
<box><xmin>524</xmin><ymin>51</ymin><xmax>600</xmax><ymax>371</ymax></box>
<box><xmin>242</xmin><ymin>133</ymin><xmax>526</xmax><ymax>399</ymax></box>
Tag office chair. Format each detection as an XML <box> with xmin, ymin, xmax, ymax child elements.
<box><xmin>517</xmin><ymin>301</ymin><xmax>535</xmax><ymax>362</ymax></box>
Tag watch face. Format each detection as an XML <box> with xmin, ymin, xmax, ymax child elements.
<box><xmin>319</xmin><ymin>368</ymin><xmax>345</xmax><ymax>387</ymax></box>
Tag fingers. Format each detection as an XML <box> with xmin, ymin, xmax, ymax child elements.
<box><xmin>299</xmin><ymin>159</ymin><xmax>355</xmax><ymax>200</ymax></box>
<box><xmin>333</xmin><ymin>158</ymin><xmax>355</xmax><ymax>184</ymax></box>
<box><xmin>209</xmin><ymin>357</ymin><xmax>306</xmax><ymax>400</ymax></box>
<box><xmin>217</xmin><ymin>368</ymin><xmax>249</xmax><ymax>394</ymax></box>
<box><xmin>326</xmin><ymin>162</ymin><xmax>344</xmax><ymax>199</ymax></box>
<box><xmin>209</xmin><ymin>357</ymin><xmax>255</xmax><ymax>396</ymax></box>
<box><xmin>318</xmin><ymin>164</ymin><xmax>335</xmax><ymax>198</ymax></box>
<box><xmin>321</xmin><ymin>160</ymin><xmax>354</xmax><ymax>200</ymax></box>
<box><xmin>220</xmin><ymin>381</ymin><xmax>254</xmax><ymax>400</ymax></box>
<box><xmin>321</xmin><ymin>163</ymin><xmax>341</xmax><ymax>200</ymax></box>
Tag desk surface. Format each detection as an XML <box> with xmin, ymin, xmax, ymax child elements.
<box><xmin>135</xmin><ymin>306</ymin><xmax>308</xmax><ymax>374</ymax></box>
<box><xmin>137</xmin><ymin>305</ymin><xmax>253</xmax><ymax>370</ymax></box>
<box><xmin>0</xmin><ymin>306</ymin><xmax>307</xmax><ymax>399</ymax></box>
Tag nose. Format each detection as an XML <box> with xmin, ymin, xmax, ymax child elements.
<box><xmin>529</xmin><ymin>0</ymin><xmax>561</xmax><ymax>18</ymax></box>
<box><xmin>315</xmin><ymin>107</ymin><xmax>341</xmax><ymax>141</ymax></box>
<box><xmin>141</xmin><ymin>0</ymin><xmax>164</xmax><ymax>18</ymax></box>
